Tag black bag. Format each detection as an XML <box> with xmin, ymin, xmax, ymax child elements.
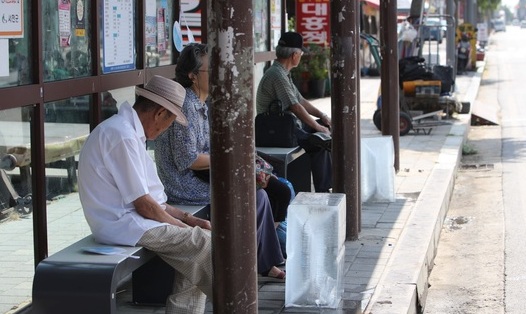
<box><xmin>398</xmin><ymin>57</ymin><xmax>435</xmax><ymax>89</ymax></box>
<box><xmin>255</xmin><ymin>100</ymin><xmax>298</xmax><ymax>148</ymax></box>
<box><xmin>432</xmin><ymin>65</ymin><xmax>454</xmax><ymax>93</ymax></box>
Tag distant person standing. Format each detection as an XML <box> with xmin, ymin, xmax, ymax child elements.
<box><xmin>256</xmin><ymin>32</ymin><xmax>332</xmax><ymax>192</ymax></box>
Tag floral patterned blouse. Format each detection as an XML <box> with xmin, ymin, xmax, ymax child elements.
<box><xmin>154</xmin><ymin>88</ymin><xmax>210</xmax><ymax>205</ymax></box>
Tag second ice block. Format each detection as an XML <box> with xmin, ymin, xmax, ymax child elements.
<box><xmin>285</xmin><ymin>192</ymin><xmax>346</xmax><ymax>308</ymax></box>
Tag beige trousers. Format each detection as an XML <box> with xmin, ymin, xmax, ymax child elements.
<box><xmin>137</xmin><ymin>225</ymin><xmax>213</xmax><ymax>314</ymax></box>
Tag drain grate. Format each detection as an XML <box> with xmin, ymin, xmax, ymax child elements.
<box><xmin>460</xmin><ymin>163</ymin><xmax>494</xmax><ymax>170</ymax></box>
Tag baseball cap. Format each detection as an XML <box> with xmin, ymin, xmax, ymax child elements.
<box><xmin>135</xmin><ymin>75</ymin><xmax>188</xmax><ymax>126</ymax></box>
<box><xmin>278</xmin><ymin>32</ymin><xmax>309</xmax><ymax>52</ymax></box>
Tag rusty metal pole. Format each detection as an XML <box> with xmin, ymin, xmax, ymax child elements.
<box><xmin>331</xmin><ymin>0</ymin><xmax>360</xmax><ymax>240</ymax></box>
<box><xmin>208</xmin><ymin>1</ymin><xmax>258</xmax><ymax>313</ymax></box>
<box><xmin>32</xmin><ymin>0</ymin><xmax>48</xmax><ymax>265</ymax></box>
<box><xmin>355</xmin><ymin>0</ymin><xmax>362</xmax><ymax>233</ymax></box>
<box><xmin>380</xmin><ymin>0</ymin><xmax>400</xmax><ymax>171</ymax></box>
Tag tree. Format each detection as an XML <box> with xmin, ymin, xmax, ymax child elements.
<box><xmin>478</xmin><ymin>0</ymin><xmax>501</xmax><ymax>23</ymax></box>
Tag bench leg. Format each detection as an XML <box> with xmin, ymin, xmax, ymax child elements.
<box><xmin>65</xmin><ymin>156</ymin><xmax>78</xmax><ymax>192</ymax></box>
<box><xmin>33</xmin><ymin>262</ymin><xmax>117</xmax><ymax>314</ymax></box>
<box><xmin>19</xmin><ymin>165</ymin><xmax>31</xmax><ymax>196</ymax></box>
<box><xmin>132</xmin><ymin>256</ymin><xmax>174</xmax><ymax>305</ymax></box>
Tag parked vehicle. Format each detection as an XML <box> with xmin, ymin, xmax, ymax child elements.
<box><xmin>493</xmin><ymin>20</ymin><xmax>506</xmax><ymax>32</ymax></box>
<box><xmin>521</xmin><ymin>20</ymin><xmax>526</xmax><ymax>28</ymax></box>
<box><xmin>421</xmin><ymin>18</ymin><xmax>443</xmax><ymax>43</ymax></box>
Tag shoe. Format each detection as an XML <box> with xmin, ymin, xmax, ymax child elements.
<box><xmin>308</xmin><ymin>132</ymin><xmax>332</xmax><ymax>152</ymax></box>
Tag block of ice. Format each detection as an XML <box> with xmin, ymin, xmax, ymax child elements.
<box><xmin>285</xmin><ymin>192</ymin><xmax>346</xmax><ymax>308</ymax></box>
<box><xmin>361</xmin><ymin>141</ymin><xmax>376</xmax><ymax>201</ymax></box>
<box><xmin>361</xmin><ymin>136</ymin><xmax>395</xmax><ymax>202</ymax></box>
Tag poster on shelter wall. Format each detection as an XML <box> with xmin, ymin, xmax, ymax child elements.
<box><xmin>157</xmin><ymin>8</ymin><xmax>166</xmax><ymax>53</ymax></box>
<box><xmin>0</xmin><ymin>0</ymin><xmax>24</xmax><ymax>38</ymax></box>
<box><xmin>75</xmin><ymin>0</ymin><xmax>86</xmax><ymax>37</ymax></box>
<box><xmin>102</xmin><ymin>0</ymin><xmax>135</xmax><ymax>73</ymax></box>
<box><xmin>145</xmin><ymin>0</ymin><xmax>157</xmax><ymax>49</ymax></box>
<box><xmin>58</xmin><ymin>0</ymin><xmax>72</xmax><ymax>47</ymax></box>
<box><xmin>296</xmin><ymin>0</ymin><xmax>330</xmax><ymax>46</ymax></box>
<box><xmin>271</xmin><ymin>0</ymin><xmax>281</xmax><ymax>30</ymax></box>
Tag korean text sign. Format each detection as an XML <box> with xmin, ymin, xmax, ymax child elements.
<box><xmin>296</xmin><ymin>0</ymin><xmax>330</xmax><ymax>45</ymax></box>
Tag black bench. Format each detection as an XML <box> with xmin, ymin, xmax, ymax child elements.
<box><xmin>256</xmin><ymin>146</ymin><xmax>312</xmax><ymax>192</ymax></box>
<box><xmin>32</xmin><ymin>204</ymin><xmax>209</xmax><ymax>314</ymax></box>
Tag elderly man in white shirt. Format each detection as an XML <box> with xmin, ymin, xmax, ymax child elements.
<box><xmin>78</xmin><ymin>75</ymin><xmax>212</xmax><ymax>314</ymax></box>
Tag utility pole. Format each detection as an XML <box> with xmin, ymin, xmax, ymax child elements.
<box><xmin>446</xmin><ymin>0</ymin><xmax>457</xmax><ymax>71</ymax></box>
<box><xmin>208</xmin><ymin>1</ymin><xmax>258</xmax><ymax>312</ymax></box>
<box><xmin>331</xmin><ymin>0</ymin><xmax>361</xmax><ymax>240</ymax></box>
<box><xmin>380</xmin><ymin>0</ymin><xmax>400</xmax><ymax>171</ymax></box>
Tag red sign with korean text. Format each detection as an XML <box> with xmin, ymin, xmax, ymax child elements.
<box><xmin>296</xmin><ymin>0</ymin><xmax>330</xmax><ymax>46</ymax></box>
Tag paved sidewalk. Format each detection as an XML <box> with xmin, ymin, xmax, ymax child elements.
<box><xmin>286</xmin><ymin>68</ymin><xmax>480</xmax><ymax>314</ymax></box>
<box><xmin>1</xmin><ymin>67</ymin><xmax>482</xmax><ymax>314</ymax></box>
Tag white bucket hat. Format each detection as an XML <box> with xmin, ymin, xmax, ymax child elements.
<box><xmin>135</xmin><ymin>75</ymin><xmax>188</xmax><ymax>126</ymax></box>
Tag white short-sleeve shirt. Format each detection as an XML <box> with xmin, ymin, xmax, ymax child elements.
<box><xmin>78</xmin><ymin>102</ymin><xmax>168</xmax><ymax>246</ymax></box>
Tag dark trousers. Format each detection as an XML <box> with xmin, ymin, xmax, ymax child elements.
<box><xmin>264</xmin><ymin>175</ymin><xmax>290</xmax><ymax>222</ymax></box>
<box><xmin>256</xmin><ymin>189</ymin><xmax>285</xmax><ymax>274</ymax></box>
<box><xmin>294</xmin><ymin>121</ymin><xmax>332</xmax><ymax>192</ymax></box>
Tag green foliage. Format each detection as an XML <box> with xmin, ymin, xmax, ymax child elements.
<box><xmin>478</xmin><ymin>0</ymin><xmax>500</xmax><ymax>12</ymax></box>
<box><xmin>476</xmin><ymin>0</ymin><xmax>501</xmax><ymax>24</ymax></box>
<box><xmin>306</xmin><ymin>44</ymin><xmax>330</xmax><ymax>80</ymax></box>
<box><xmin>287</xmin><ymin>17</ymin><xmax>296</xmax><ymax>32</ymax></box>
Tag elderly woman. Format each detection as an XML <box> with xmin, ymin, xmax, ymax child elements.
<box><xmin>155</xmin><ymin>43</ymin><xmax>285</xmax><ymax>279</ymax></box>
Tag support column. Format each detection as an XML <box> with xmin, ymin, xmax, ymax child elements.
<box><xmin>207</xmin><ymin>1</ymin><xmax>258</xmax><ymax>312</ymax></box>
<box><xmin>331</xmin><ymin>0</ymin><xmax>360</xmax><ymax>240</ymax></box>
<box><xmin>380</xmin><ymin>0</ymin><xmax>400</xmax><ymax>171</ymax></box>
<box><xmin>446</xmin><ymin>0</ymin><xmax>457</xmax><ymax>70</ymax></box>
<box><xmin>465</xmin><ymin>0</ymin><xmax>475</xmax><ymax>25</ymax></box>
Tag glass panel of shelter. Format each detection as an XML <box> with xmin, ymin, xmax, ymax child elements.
<box><xmin>0</xmin><ymin>0</ymin><xmax>266</xmax><ymax>311</ymax></box>
<box><xmin>0</xmin><ymin>107</ymin><xmax>35</xmax><ymax>313</ymax></box>
<box><xmin>43</xmin><ymin>96</ymin><xmax>92</xmax><ymax>258</ymax></box>
<box><xmin>42</xmin><ymin>0</ymin><xmax>92</xmax><ymax>82</ymax></box>
<box><xmin>254</xmin><ymin>0</ymin><xmax>269</xmax><ymax>52</ymax></box>
<box><xmin>0</xmin><ymin>2</ymin><xmax>32</xmax><ymax>87</ymax></box>
<box><xmin>146</xmin><ymin>0</ymin><xmax>174</xmax><ymax>67</ymax></box>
